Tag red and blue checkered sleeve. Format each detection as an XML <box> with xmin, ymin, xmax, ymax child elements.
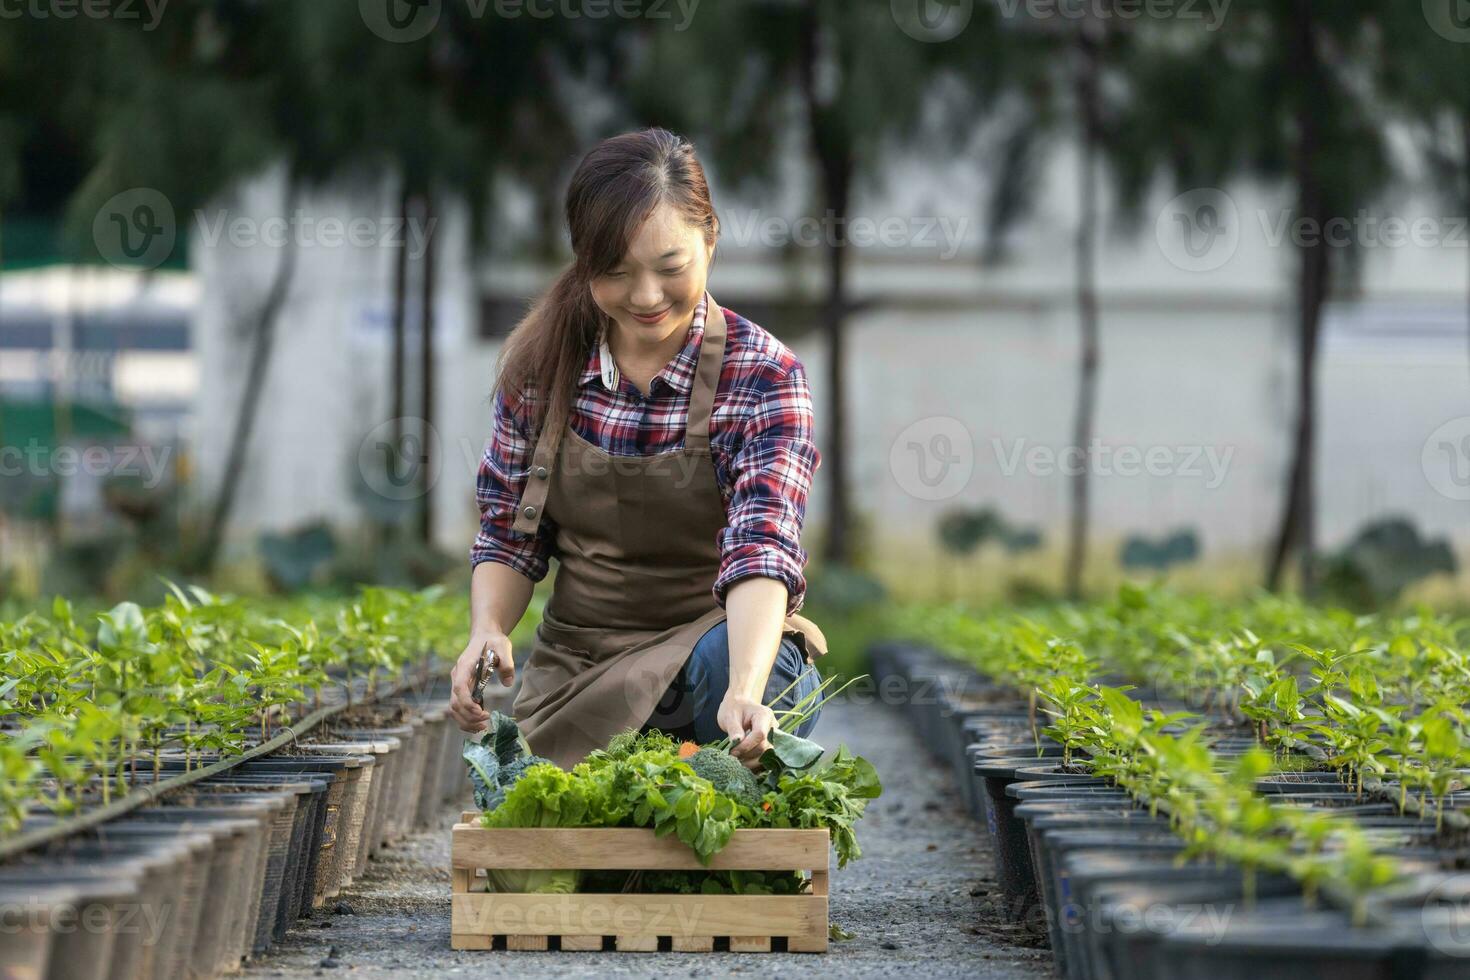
<box><xmin>470</xmin><ymin>386</ymin><xmax>556</xmax><ymax>581</ymax></box>
<box><xmin>713</xmin><ymin>360</ymin><xmax>820</xmax><ymax>617</ymax></box>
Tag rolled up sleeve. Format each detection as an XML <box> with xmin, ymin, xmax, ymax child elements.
<box><xmin>712</xmin><ymin>361</ymin><xmax>820</xmax><ymax>616</ymax></box>
<box><xmin>471</xmin><ymin>386</ymin><xmax>556</xmax><ymax>582</ymax></box>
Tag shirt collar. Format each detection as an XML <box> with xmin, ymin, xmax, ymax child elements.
<box><xmin>579</xmin><ymin>294</ymin><xmax>709</xmax><ymax>395</ymax></box>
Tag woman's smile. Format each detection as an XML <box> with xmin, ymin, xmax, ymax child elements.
<box><xmin>630</xmin><ymin>305</ymin><xmax>672</xmax><ymax>324</ymax></box>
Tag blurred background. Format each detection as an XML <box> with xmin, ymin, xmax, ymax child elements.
<box><xmin>2</xmin><ymin>0</ymin><xmax>1468</xmax><ymax>626</ymax></box>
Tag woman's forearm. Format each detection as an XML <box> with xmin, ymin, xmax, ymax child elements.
<box><xmin>723</xmin><ymin>576</ymin><xmax>788</xmax><ymax>701</ymax></box>
<box><xmin>469</xmin><ymin>560</ymin><xmax>536</xmax><ymax>637</ymax></box>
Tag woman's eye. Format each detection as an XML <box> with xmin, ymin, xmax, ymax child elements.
<box><xmin>605</xmin><ymin>271</ymin><xmax>626</xmax><ymax>279</ymax></box>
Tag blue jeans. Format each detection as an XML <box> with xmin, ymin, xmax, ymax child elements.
<box><xmin>641</xmin><ymin>621</ymin><xmax>823</xmax><ymax>743</ymax></box>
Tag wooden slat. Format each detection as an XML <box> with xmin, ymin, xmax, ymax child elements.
<box><xmin>461</xmin><ymin>811</ymin><xmax>478</xmax><ymax>823</ymax></box>
<box><xmin>452</xmin><ymin>893</ymin><xmax>825</xmax><ymax>940</ymax></box>
<box><xmin>558</xmin><ymin>935</ymin><xmax>603</xmax><ymax>951</ymax></box>
<box><xmin>507</xmin><ymin>935</ymin><xmax>548</xmax><ymax>951</ymax></box>
<box><xmin>450</xmin><ymin>933</ymin><xmax>491</xmax><ymax>950</ymax></box>
<box><xmin>729</xmin><ymin>936</ymin><xmax>771</xmax><ymax>952</ymax></box>
<box><xmin>615</xmin><ymin>935</ymin><xmax>657</xmax><ymax>951</ymax></box>
<box><xmin>452</xmin><ymin>827</ymin><xmax>829</xmax><ymax>871</ymax></box>
<box><xmin>671</xmin><ymin>935</ymin><xmax>714</xmax><ymax>952</ymax></box>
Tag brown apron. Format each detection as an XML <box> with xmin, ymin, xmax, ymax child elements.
<box><xmin>507</xmin><ymin>290</ymin><xmax>827</xmax><ymax>768</ymax></box>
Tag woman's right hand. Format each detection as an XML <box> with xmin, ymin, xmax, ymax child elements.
<box><xmin>449</xmin><ymin>629</ymin><xmax>516</xmax><ymax>733</ymax></box>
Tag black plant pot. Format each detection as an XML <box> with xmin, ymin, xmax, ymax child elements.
<box><xmin>973</xmin><ymin>756</ymin><xmax>1095</xmax><ymax>924</ymax></box>
<box><xmin>1253</xmin><ymin>770</ymin><xmax>1351</xmax><ymax>793</ymax></box>
<box><xmin>0</xmin><ymin>878</ymin><xmax>128</xmax><ymax>980</ymax></box>
<box><xmin>191</xmin><ymin>773</ymin><xmax>331</xmax><ymax>943</ymax></box>
<box><xmin>1011</xmin><ymin>782</ymin><xmax>1133</xmax><ymax>804</ymax></box>
<box><xmin>1029</xmin><ymin>828</ymin><xmax>1186</xmax><ymax>975</ymax></box>
<box><xmin>1054</xmin><ymin>846</ymin><xmax>1299</xmax><ymax>980</ymax></box>
<box><xmin>965</xmin><ymin>743</ymin><xmax>1066</xmax><ymax>822</ymax></box>
<box><xmin>124</xmin><ymin>804</ymin><xmax>273</xmax><ymax>977</ymax></box>
<box><xmin>163</xmin><ymin>769</ymin><xmax>337</xmax><ymax>948</ymax></box>
<box><xmin>177</xmin><ymin>777</ymin><xmax>326</xmax><ymax>953</ymax></box>
<box><xmin>1085</xmin><ymin>871</ymin><xmax>1305</xmax><ymax>980</ymax></box>
<box><xmin>30</xmin><ymin>834</ymin><xmax>203</xmax><ymax>980</ymax></box>
<box><xmin>1151</xmin><ymin>895</ymin><xmax>1422</xmax><ymax>980</ymax></box>
<box><xmin>0</xmin><ymin>869</ymin><xmax>141</xmax><ymax>980</ymax></box>
<box><xmin>173</xmin><ymin>794</ymin><xmax>289</xmax><ymax>972</ymax></box>
<box><xmin>88</xmin><ymin>822</ymin><xmax>217</xmax><ymax>979</ymax></box>
<box><xmin>307</xmin><ymin>732</ymin><xmax>405</xmax><ymax>863</ymax></box>
<box><xmin>291</xmin><ymin>743</ymin><xmax>391</xmax><ymax>884</ymax></box>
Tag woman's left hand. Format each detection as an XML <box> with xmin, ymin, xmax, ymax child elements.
<box><xmin>718</xmin><ymin>693</ymin><xmax>777</xmax><ymax>771</ymax></box>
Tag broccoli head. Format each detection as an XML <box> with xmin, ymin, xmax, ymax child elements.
<box><xmin>687</xmin><ymin>747</ymin><xmax>763</xmax><ymax>808</ymax></box>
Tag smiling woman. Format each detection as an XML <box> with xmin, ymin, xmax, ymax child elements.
<box><xmin>588</xmin><ymin>205</ymin><xmax>711</xmax><ymax>395</ymax></box>
<box><xmin>449</xmin><ymin>128</ymin><xmax>828</xmax><ymax>771</ymax></box>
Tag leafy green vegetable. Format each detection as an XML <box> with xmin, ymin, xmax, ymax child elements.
<box><xmin>468</xmin><ymin>716</ymin><xmax>882</xmax><ymax>891</ymax></box>
<box><xmin>478</xmin><ymin>763</ymin><xmax>601</xmax><ymax>893</ymax></box>
<box><xmin>759</xmin><ymin>729</ymin><xmax>826</xmax><ymax>772</ymax></box>
<box><xmin>461</xmin><ymin>710</ymin><xmax>541</xmax><ymax>810</ymax></box>
<box><xmin>589</xmin><ymin>727</ymin><xmax>677</xmax><ymax>763</ymax></box>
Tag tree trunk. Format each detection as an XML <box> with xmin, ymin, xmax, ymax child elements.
<box><xmin>198</xmin><ymin>171</ymin><xmax>302</xmax><ymax>571</ymax></box>
<box><xmin>1065</xmin><ymin>23</ymin><xmax>1103</xmax><ymax>601</ymax></box>
<box><xmin>1265</xmin><ymin>0</ymin><xmax>1328</xmax><ymax>594</ymax></box>
<box><xmin>820</xmin><ymin>170</ymin><xmax>853</xmax><ymax>566</ymax></box>
<box><xmin>390</xmin><ymin>182</ymin><xmax>411</xmax><ymax>471</ymax></box>
<box><xmin>799</xmin><ymin>1</ymin><xmax>854</xmax><ymax>566</ymax></box>
<box><xmin>418</xmin><ymin>191</ymin><xmax>438</xmax><ymax>546</ymax></box>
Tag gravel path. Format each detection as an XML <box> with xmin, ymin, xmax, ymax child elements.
<box><xmin>242</xmin><ymin>698</ymin><xmax>1054</xmax><ymax>979</ymax></box>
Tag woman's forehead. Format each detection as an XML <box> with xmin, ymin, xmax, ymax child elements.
<box><xmin>623</xmin><ymin>203</ymin><xmax>701</xmax><ymax>261</ymax></box>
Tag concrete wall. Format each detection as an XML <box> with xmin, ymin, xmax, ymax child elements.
<box><xmin>190</xmin><ymin>148</ymin><xmax>1470</xmax><ymax>578</ymax></box>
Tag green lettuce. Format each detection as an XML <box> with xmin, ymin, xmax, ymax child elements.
<box><xmin>478</xmin><ymin>763</ymin><xmax>598</xmax><ymax>893</ymax></box>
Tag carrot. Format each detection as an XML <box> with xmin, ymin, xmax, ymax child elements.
<box><xmin>678</xmin><ymin>740</ymin><xmax>699</xmax><ymax>759</ymax></box>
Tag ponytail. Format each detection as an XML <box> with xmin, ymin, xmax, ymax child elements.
<box><xmin>493</xmin><ymin>265</ymin><xmax>603</xmax><ymax>440</ymax></box>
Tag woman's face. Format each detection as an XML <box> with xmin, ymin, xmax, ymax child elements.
<box><xmin>590</xmin><ymin>201</ymin><xmax>714</xmax><ymax>350</ymax></box>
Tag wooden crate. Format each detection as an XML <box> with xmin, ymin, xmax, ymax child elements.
<box><xmin>450</xmin><ymin>816</ymin><xmax>829</xmax><ymax>953</ymax></box>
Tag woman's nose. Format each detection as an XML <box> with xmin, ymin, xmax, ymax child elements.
<box><xmin>629</xmin><ymin>274</ymin><xmax>664</xmax><ymax>310</ymax></box>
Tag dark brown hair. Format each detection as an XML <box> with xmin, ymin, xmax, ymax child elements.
<box><xmin>493</xmin><ymin>127</ymin><xmax>719</xmax><ymax>439</ymax></box>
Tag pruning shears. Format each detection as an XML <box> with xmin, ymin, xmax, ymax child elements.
<box><xmin>470</xmin><ymin>640</ymin><xmax>499</xmax><ymax>708</ymax></box>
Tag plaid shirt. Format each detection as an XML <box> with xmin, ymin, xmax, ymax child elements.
<box><xmin>472</xmin><ymin>296</ymin><xmax>820</xmax><ymax>617</ymax></box>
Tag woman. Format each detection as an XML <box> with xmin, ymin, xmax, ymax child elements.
<box><xmin>447</xmin><ymin>128</ymin><xmax>827</xmax><ymax>772</ymax></box>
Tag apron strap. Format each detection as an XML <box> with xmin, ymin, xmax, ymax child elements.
<box><xmin>510</xmin><ymin>291</ymin><xmax>728</xmax><ymax>534</ymax></box>
<box><xmin>510</xmin><ymin>408</ymin><xmax>562</xmax><ymax>535</ymax></box>
<box><xmin>685</xmin><ymin>293</ymin><xmax>727</xmax><ymax>453</ymax></box>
